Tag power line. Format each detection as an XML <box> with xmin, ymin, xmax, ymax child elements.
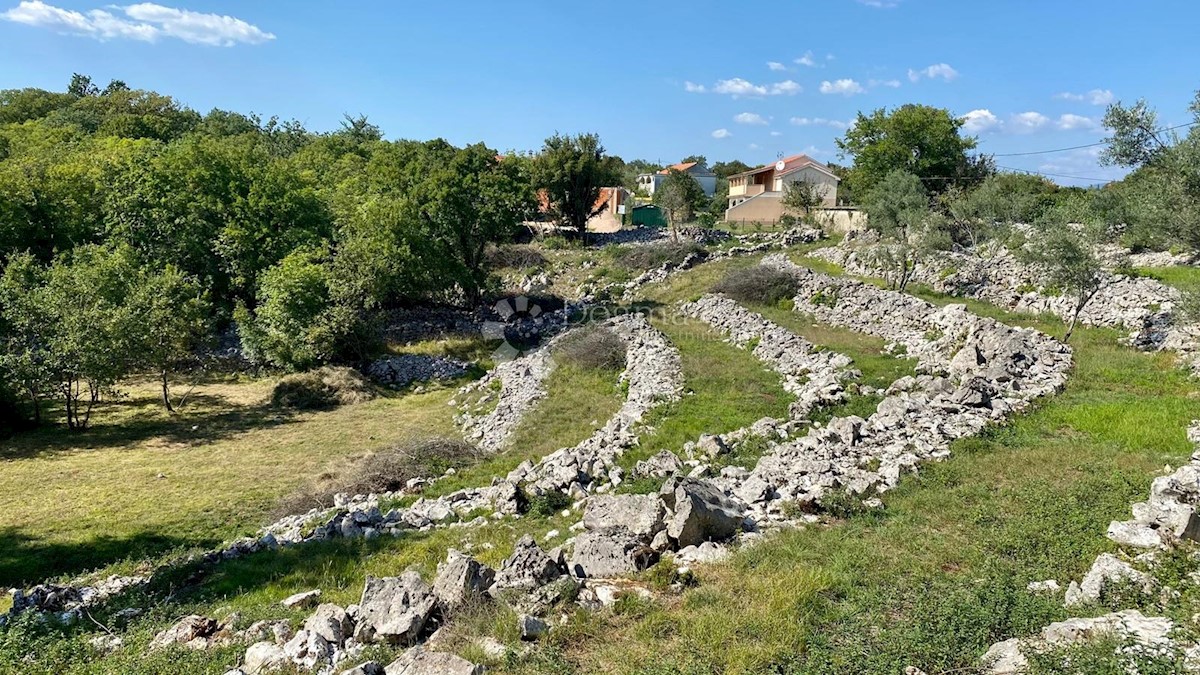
<box><xmin>996</xmin><ymin>165</ymin><xmax>1114</xmax><ymax>184</ymax></box>
<box><xmin>987</xmin><ymin>121</ymin><xmax>1197</xmax><ymax>157</ymax></box>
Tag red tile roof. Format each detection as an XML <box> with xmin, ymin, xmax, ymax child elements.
<box><xmin>657</xmin><ymin>161</ymin><xmax>699</xmax><ymax>175</ymax></box>
<box><xmin>731</xmin><ymin>154</ymin><xmax>837</xmax><ymax>180</ymax></box>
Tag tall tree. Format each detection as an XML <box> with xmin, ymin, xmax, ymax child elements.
<box><xmin>532</xmin><ymin>132</ymin><xmax>621</xmax><ymax>237</ymax></box>
<box><xmin>1101</xmin><ymin>92</ymin><xmax>1200</xmax><ymax>254</ymax></box>
<box><xmin>836</xmin><ymin>104</ymin><xmax>992</xmax><ymax>199</ymax></box>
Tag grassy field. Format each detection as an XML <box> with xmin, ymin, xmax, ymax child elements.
<box><xmin>3</xmin><ymin>245</ymin><xmax>1199</xmax><ymax>674</ymax></box>
<box><xmin>0</xmin><ymin>375</ymin><xmax>459</xmax><ymax>589</ymax></box>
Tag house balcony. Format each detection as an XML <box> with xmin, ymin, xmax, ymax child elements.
<box><xmin>728</xmin><ymin>183</ymin><xmax>766</xmax><ymax>198</ymax></box>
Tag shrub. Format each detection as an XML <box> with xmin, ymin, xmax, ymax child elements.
<box><xmin>485</xmin><ymin>244</ymin><xmax>547</xmax><ymax>270</ymax></box>
<box><xmin>554</xmin><ymin>325</ymin><xmax>627</xmax><ymax>371</ymax></box>
<box><xmin>273</xmin><ymin>437</ymin><xmax>482</xmax><ymax>516</ymax></box>
<box><xmin>270</xmin><ymin>366</ymin><xmax>376</xmax><ymax>410</ymax></box>
<box><xmin>712</xmin><ymin>265</ymin><xmax>799</xmax><ymax>306</ymax></box>
<box><xmin>527</xmin><ymin>489</ymin><xmax>572</xmax><ymax>517</ymax></box>
<box><xmin>613</xmin><ymin>240</ymin><xmax>706</xmax><ymax>271</ymax></box>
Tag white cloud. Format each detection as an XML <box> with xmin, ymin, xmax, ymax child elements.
<box><xmin>734</xmin><ymin>112</ymin><xmax>769</xmax><ymax>125</ymax></box>
<box><xmin>908</xmin><ymin>63</ymin><xmax>959</xmax><ymax>83</ymax></box>
<box><xmin>819</xmin><ymin>78</ymin><xmax>865</xmax><ymax>96</ymax></box>
<box><xmin>712</xmin><ymin>128</ymin><xmax>732</xmax><ymax>139</ymax></box>
<box><xmin>748</xmin><ymin>143</ymin><xmax>760</xmax><ymax>150</ymax></box>
<box><xmin>1056</xmin><ymin>113</ymin><xmax>1099</xmax><ymax>131</ymax></box>
<box><xmin>769</xmin><ymin>80</ymin><xmax>802</xmax><ymax>95</ymax></box>
<box><xmin>689</xmin><ymin>77</ymin><xmax>800</xmax><ymax>97</ymax></box>
<box><xmin>0</xmin><ymin>0</ymin><xmax>274</xmax><ymax>45</ymax></box>
<box><xmin>1010</xmin><ymin>111</ymin><xmax>1050</xmax><ymax>133</ymax></box>
<box><xmin>767</xmin><ymin>61</ymin><xmax>788</xmax><ymax>71</ymax></box>
<box><xmin>790</xmin><ymin>116</ymin><xmax>850</xmax><ymax>129</ymax></box>
<box><xmin>961</xmin><ymin>109</ymin><xmax>1001</xmax><ymax>134</ymax></box>
<box><xmin>857</xmin><ymin>0</ymin><xmax>900</xmax><ymax>7</ymax></box>
<box><xmin>769</xmin><ymin>131</ymin><xmax>783</xmax><ymax>137</ymax></box>
<box><xmin>795</xmin><ymin>51</ymin><xmax>818</xmax><ymax>67</ymax></box>
<box><xmin>1055</xmin><ymin>89</ymin><xmax>1115</xmax><ymax>106</ymax></box>
<box><xmin>868</xmin><ymin>78</ymin><xmax>901</xmax><ymax>89</ymax></box>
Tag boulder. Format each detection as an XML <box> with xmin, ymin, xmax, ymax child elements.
<box><xmin>281</xmin><ymin>589</ymin><xmax>322</xmax><ymax>609</ymax></box>
<box><xmin>1063</xmin><ymin>553</ymin><xmax>1151</xmax><ymax>607</ymax></box>
<box><xmin>664</xmin><ymin>478</ymin><xmax>746</xmax><ymax>548</ymax></box>
<box><xmin>149</xmin><ymin>614</ymin><xmax>220</xmax><ymax>650</ymax></box>
<box><xmin>384</xmin><ymin>646</ymin><xmax>483</xmax><ymax>675</ymax></box>
<box><xmin>582</xmin><ymin>494</ymin><xmax>666</xmax><ymax>540</ymax></box>
<box><xmin>304</xmin><ymin>603</ymin><xmax>353</xmax><ymax>646</ymax></box>
<box><xmin>634</xmin><ymin>450</ymin><xmax>683</xmax><ymax>479</ymax></box>
<box><xmin>282</xmin><ymin>629</ymin><xmax>333</xmax><ymax>670</ymax></box>
<box><xmin>489</xmin><ymin>535</ymin><xmax>563</xmax><ymax>594</ymax></box>
<box><xmin>568</xmin><ymin>530</ymin><xmax>658</xmax><ymax>578</ymax></box>
<box><xmin>433</xmin><ymin>550</ymin><xmax>495</xmax><ymax>611</ymax></box>
<box><xmin>241</xmin><ymin>619</ymin><xmax>293</xmax><ymax>645</ymax></box>
<box><xmin>355</xmin><ymin>572</ymin><xmax>438</xmax><ymax>645</ymax></box>
<box><xmin>243</xmin><ymin>641</ymin><xmax>288</xmax><ymax>674</ymax></box>
<box><xmin>518</xmin><ymin>613</ymin><xmax>548</xmax><ymax>641</ymax></box>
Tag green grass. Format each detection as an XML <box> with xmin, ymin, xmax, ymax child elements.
<box><xmin>423</xmin><ymin>362</ymin><xmax>625</xmax><ymax>499</ymax></box>
<box><xmin>0</xmin><ymin>375</ymin><xmax>459</xmax><ymax>589</ymax></box>
<box><xmin>614</xmin><ymin>313</ymin><xmax>793</xmax><ymax>477</ymax></box>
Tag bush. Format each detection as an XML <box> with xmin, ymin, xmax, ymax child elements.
<box><xmin>274</xmin><ymin>437</ymin><xmax>482</xmax><ymax>516</ymax></box>
<box><xmin>613</xmin><ymin>240</ymin><xmax>706</xmax><ymax>271</ymax></box>
<box><xmin>712</xmin><ymin>265</ymin><xmax>799</xmax><ymax>306</ymax></box>
<box><xmin>271</xmin><ymin>366</ymin><xmax>376</xmax><ymax>410</ymax></box>
<box><xmin>554</xmin><ymin>325</ymin><xmax>626</xmax><ymax>371</ymax></box>
<box><xmin>485</xmin><ymin>244</ymin><xmax>547</xmax><ymax>270</ymax></box>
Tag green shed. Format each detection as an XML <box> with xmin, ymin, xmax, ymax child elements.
<box><xmin>631</xmin><ymin>204</ymin><xmax>667</xmax><ymax>228</ymax></box>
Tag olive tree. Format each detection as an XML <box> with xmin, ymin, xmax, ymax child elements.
<box><xmin>861</xmin><ymin>170</ymin><xmax>937</xmax><ymax>291</ymax></box>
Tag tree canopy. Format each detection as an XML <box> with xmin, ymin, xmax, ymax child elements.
<box><xmin>836</xmin><ymin>104</ymin><xmax>992</xmax><ymax>199</ymax></box>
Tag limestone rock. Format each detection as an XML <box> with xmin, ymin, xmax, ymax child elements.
<box><xmin>149</xmin><ymin>614</ymin><xmax>220</xmax><ymax>650</ymax></box>
<box><xmin>281</xmin><ymin>589</ymin><xmax>321</xmax><ymax>609</ymax></box>
<box><xmin>665</xmin><ymin>478</ymin><xmax>746</xmax><ymax>548</ymax></box>
<box><xmin>490</xmin><ymin>535</ymin><xmax>563</xmax><ymax>594</ymax></box>
<box><xmin>568</xmin><ymin>530</ymin><xmax>658</xmax><ymax>578</ymax></box>
<box><xmin>1063</xmin><ymin>553</ymin><xmax>1151</xmax><ymax>607</ymax></box>
<box><xmin>582</xmin><ymin>494</ymin><xmax>666</xmax><ymax>540</ymax></box>
<box><xmin>243</xmin><ymin>641</ymin><xmax>288</xmax><ymax>674</ymax></box>
<box><xmin>384</xmin><ymin>646</ymin><xmax>483</xmax><ymax>675</ymax></box>
<box><xmin>634</xmin><ymin>450</ymin><xmax>683</xmax><ymax>479</ymax></box>
<box><xmin>433</xmin><ymin>550</ymin><xmax>495</xmax><ymax>612</ymax></box>
<box><xmin>338</xmin><ymin>662</ymin><xmax>385</xmax><ymax>675</ymax></box>
<box><xmin>304</xmin><ymin>603</ymin><xmax>353</xmax><ymax>646</ymax></box>
<box><xmin>355</xmin><ymin>572</ymin><xmax>438</xmax><ymax>645</ymax></box>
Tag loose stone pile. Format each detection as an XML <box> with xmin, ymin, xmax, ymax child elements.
<box><xmin>455</xmin><ymin>345</ymin><xmax>556</xmax><ymax>453</ymax></box>
<box><xmin>712</xmin><ymin>255</ymin><xmax>1074</xmax><ymax>528</ymax></box>
<box><xmin>981</xmin><ymin>421</ymin><xmax>1200</xmax><ymax>673</ymax></box>
<box><xmin>366</xmin><ymin>354</ymin><xmax>471</xmax><ymax>388</ymax></box>
<box><xmin>815</xmin><ymin>237</ymin><xmax>1200</xmax><ymax>374</ymax></box>
<box><xmin>4</xmin><ymin>575</ymin><xmax>146</xmax><ymax>626</ymax></box>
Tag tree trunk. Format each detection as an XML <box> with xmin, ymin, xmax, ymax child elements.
<box><xmin>161</xmin><ymin>369</ymin><xmax>174</xmax><ymax>413</ymax></box>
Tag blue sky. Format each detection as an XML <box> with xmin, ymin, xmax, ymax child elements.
<box><xmin>3</xmin><ymin>0</ymin><xmax>1199</xmax><ymax>185</ymax></box>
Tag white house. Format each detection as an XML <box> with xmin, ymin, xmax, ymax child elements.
<box><xmin>637</xmin><ymin>161</ymin><xmax>718</xmax><ymax>197</ymax></box>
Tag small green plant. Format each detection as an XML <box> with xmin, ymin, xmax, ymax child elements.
<box><xmin>809</xmin><ymin>289</ymin><xmax>839</xmax><ymax>308</ymax></box>
<box><xmin>527</xmin><ymin>489</ymin><xmax>572</xmax><ymax>517</ymax></box>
